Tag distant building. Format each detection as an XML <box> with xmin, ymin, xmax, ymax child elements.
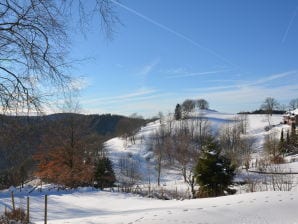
<box><xmin>283</xmin><ymin>109</ymin><xmax>298</xmax><ymax>125</ymax></box>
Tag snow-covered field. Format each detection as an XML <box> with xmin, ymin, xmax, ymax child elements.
<box><xmin>1</xmin><ymin>110</ymin><xmax>298</xmax><ymax>223</ymax></box>
<box><xmin>0</xmin><ymin>187</ymin><xmax>298</xmax><ymax>223</ymax></box>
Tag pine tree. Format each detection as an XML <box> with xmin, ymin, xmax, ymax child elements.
<box><xmin>194</xmin><ymin>137</ymin><xmax>235</xmax><ymax>198</ymax></box>
<box><xmin>174</xmin><ymin>104</ymin><xmax>182</xmax><ymax>120</ymax></box>
<box><xmin>94</xmin><ymin>157</ymin><xmax>116</xmax><ymax>190</ymax></box>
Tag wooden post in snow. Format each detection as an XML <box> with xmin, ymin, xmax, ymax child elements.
<box><xmin>44</xmin><ymin>194</ymin><xmax>48</xmax><ymax>224</ymax></box>
<box><xmin>11</xmin><ymin>191</ymin><xmax>15</xmax><ymax>211</ymax></box>
<box><xmin>26</xmin><ymin>196</ymin><xmax>30</xmax><ymax>223</ymax></box>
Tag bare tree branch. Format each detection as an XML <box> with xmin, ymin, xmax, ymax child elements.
<box><xmin>0</xmin><ymin>0</ymin><xmax>119</xmax><ymax>114</ymax></box>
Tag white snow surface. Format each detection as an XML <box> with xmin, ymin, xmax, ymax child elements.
<box><xmin>1</xmin><ymin>110</ymin><xmax>298</xmax><ymax>223</ymax></box>
<box><xmin>1</xmin><ymin>188</ymin><xmax>298</xmax><ymax>224</ymax></box>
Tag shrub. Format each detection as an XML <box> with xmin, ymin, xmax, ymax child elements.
<box><xmin>0</xmin><ymin>208</ymin><xmax>27</xmax><ymax>224</ymax></box>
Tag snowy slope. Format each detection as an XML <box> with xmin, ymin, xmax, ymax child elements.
<box><xmin>1</xmin><ymin>111</ymin><xmax>298</xmax><ymax>223</ymax></box>
<box><xmin>1</xmin><ymin>188</ymin><xmax>298</xmax><ymax>224</ymax></box>
<box><xmin>104</xmin><ymin>111</ymin><xmax>294</xmax><ymax>187</ymax></box>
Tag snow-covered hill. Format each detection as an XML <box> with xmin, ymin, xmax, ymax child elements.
<box><xmin>1</xmin><ymin>110</ymin><xmax>298</xmax><ymax>224</ymax></box>
<box><xmin>105</xmin><ymin>110</ymin><xmax>295</xmax><ymax>190</ymax></box>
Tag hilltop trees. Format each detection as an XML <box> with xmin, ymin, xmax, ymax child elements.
<box><xmin>196</xmin><ymin>99</ymin><xmax>209</xmax><ymax>110</ymax></box>
<box><xmin>174</xmin><ymin>99</ymin><xmax>209</xmax><ymax>120</ymax></box>
<box><xmin>195</xmin><ymin>137</ymin><xmax>235</xmax><ymax>198</ymax></box>
<box><xmin>182</xmin><ymin>99</ymin><xmax>196</xmax><ymax>118</ymax></box>
<box><xmin>174</xmin><ymin>104</ymin><xmax>182</xmax><ymax>120</ymax></box>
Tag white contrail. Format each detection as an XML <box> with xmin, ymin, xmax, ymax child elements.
<box><xmin>281</xmin><ymin>6</ymin><xmax>298</xmax><ymax>43</ymax></box>
<box><xmin>167</xmin><ymin>69</ymin><xmax>232</xmax><ymax>79</ymax></box>
<box><xmin>110</xmin><ymin>0</ymin><xmax>235</xmax><ymax>67</ymax></box>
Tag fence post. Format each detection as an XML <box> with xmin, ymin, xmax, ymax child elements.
<box><xmin>44</xmin><ymin>194</ymin><xmax>48</xmax><ymax>224</ymax></box>
<box><xmin>11</xmin><ymin>191</ymin><xmax>15</xmax><ymax>211</ymax></box>
<box><xmin>27</xmin><ymin>196</ymin><xmax>30</xmax><ymax>223</ymax></box>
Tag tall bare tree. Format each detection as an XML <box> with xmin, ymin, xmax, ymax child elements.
<box><xmin>260</xmin><ymin>97</ymin><xmax>279</xmax><ymax>127</ymax></box>
<box><xmin>261</xmin><ymin>97</ymin><xmax>279</xmax><ymax>116</ymax></box>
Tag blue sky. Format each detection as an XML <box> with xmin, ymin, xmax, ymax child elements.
<box><xmin>66</xmin><ymin>0</ymin><xmax>298</xmax><ymax>117</ymax></box>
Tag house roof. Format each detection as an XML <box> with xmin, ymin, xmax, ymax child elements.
<box><xmin>285</xmin><ymin>109</ymin><xmax>298</xmax><ymax>116</ymax></box>
<box><xmin>291</xmin><ymin>109</ymin><xmax>298</xmax><ymax>115</ymax></box>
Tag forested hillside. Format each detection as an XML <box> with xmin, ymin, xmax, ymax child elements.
<box><xmin>0</xmin><ymin>113</ymin><xmax>147</xmax><ymax>189</ymax></box>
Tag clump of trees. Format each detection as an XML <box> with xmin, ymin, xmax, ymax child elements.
<box><xmin>151</xmin><ymin>109</ymin><xmax>242</xmax><ymax>198</ymax></box>
<box><xmin>264</xmin><ymin>124</ymin><xmax>297</xmax><ymax>164</ymax></box>
<box><xmin>117</xmin><ymin>153</ymin><xmax>141</xmax><ymax>188</ymax></box>
<box><xmin>174</xmin><ymin>99</ymin><xmax>209</xmax><ymax>120</ymax></box>
<box><xmin>219</xmin><ymin>115</ymin><xmax>253</xmax><ymax>169</ymax></box>
<box><xmin>151</xmin><ymin>116</ymin><xmax>212</xmax><ymax>197</ymax></box>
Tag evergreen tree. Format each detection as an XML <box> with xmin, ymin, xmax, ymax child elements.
<box><xmin>94</xmin><ymin>157</ymin><xmax>116</xmax><ymax>189</ymax></box>
<box><xmin>174</xmin><ymin>104</ymin><xmax>182</xmax><ymax>120</ymax></box>
<box><xmin>195</xmin><ymin>137</ymin><xmax>235</xmax><ymax>198</ymax></box>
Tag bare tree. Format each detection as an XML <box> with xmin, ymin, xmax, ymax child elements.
<box><xmin>0</xmin><ymin>0</ymin><xmax>119</xmax><ymax>113</ymax></box>
<box><xmin>219</xmin><ymin>117</ymin><xmax>253</xmax><ymax>167</ymax></box>
<box><xmin>118</xmin><ymin>153</ymin><xmax>141</xmax><ymax>188</ymax></box>
<box><xmin>260</xmin><ymin>97</ymin><xmax>279</xmax><ymax>127</ymax></box>
<box><xmin>158</xmin><ymin>111</ymin><xmax>164</xmax><ymax>124</ymax></box>
<box><xmin>238</xmin><ymin>114</ymin><xmax>249</xmax><ymax>134</ymax></box>
<box><xmin>289</xmin><ymin>98</ymin><xmax>298</xmax><ymax>110</ymax></box>
<box><xmin>263</xmin><ymin>131</ymin><xmax>280</xmax><ymax>161</ymax></box>
<box><xmin>261</xmin><ymin>97</ymin><xmax>279</xmax><ymax>116</ymax></box>
<box><xmin>152</xmin><ymin>124</ymin><xmax>172</xmax><ymax>186</ymax></box>
<box><xmin>219</xmin><ymin>121</ymin><xmax>242</xmax><ymax>166</ymax></box>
